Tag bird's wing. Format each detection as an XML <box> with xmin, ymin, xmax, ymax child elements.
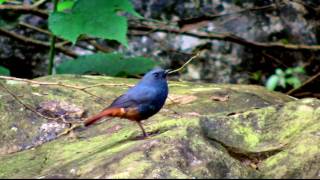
<box><xmin>108</xmin><ymin>85</ymin><xmax>155</xmax><ymax>108</ymax></box>
<box><xmin>108</xmin><ymin>94</ymin><xmax>138</xmax><ymax>108</ymax></box>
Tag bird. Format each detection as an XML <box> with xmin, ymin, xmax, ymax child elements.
<box><xmin>83</xmin><ymin>68</ymin><xmax>169</xmax><ymax>137</ymax></box>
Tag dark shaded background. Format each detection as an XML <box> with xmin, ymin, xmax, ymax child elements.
<box><xmin>0</xmin><ymin>0</ymin><xmax>319</xmax><ymax>98</ymax></box>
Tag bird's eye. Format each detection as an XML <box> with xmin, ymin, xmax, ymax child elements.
<box><xmin>154</xmin><ymin>73</ymin><xmax>159</xmax><ymax>78</ymax></box>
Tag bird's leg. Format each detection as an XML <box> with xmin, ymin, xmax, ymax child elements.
<box><xmin>136</xmin><ymin>121</ymin><xmax>148</xmax><ymax>137</ymax></box>
<box><xmin>57</xmin><ymin>122</ymin><xmax>83</xmax><ymax>138</ymax></box>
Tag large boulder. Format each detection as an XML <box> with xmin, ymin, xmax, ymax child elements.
<box><xmin>0</xmin><ymin>75</ymin><xmax>318</xmax><ymax>178</ymax></box>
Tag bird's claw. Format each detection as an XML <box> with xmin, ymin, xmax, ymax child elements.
<box><xmin>57</xmin><ymin>123</ymin><xmax>83</xmax><ymax>138</ymax></box>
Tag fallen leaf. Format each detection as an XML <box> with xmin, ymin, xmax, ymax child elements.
<box><xmin>36</xmin><ymin>100</ymin><xmax>85</xmax><ymax>121</ymax></box>
<box><xmin>167</xmin><ymin>94</ymin><xmax>198</xmax><ymax>105</ymax></box>
<box><xmin>184</xmin><ymin>112</ymin><xmax>201</xmax><ymax>117</ymax></box>
<box><xmin>210</xmin><ymin>95</ymin><xmax>229</xmax><ymax>102</ymax></box>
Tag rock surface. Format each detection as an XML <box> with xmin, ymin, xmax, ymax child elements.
<box><xmin>0</xmin><ymin>75</ymin><xmax>319</xmax><ymax>178</ymax></box>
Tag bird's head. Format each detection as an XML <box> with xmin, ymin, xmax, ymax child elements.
<box><xmin>140</xmin><ymin>68</ymin><xmax>169</xmax><ymax>85</ymax></box>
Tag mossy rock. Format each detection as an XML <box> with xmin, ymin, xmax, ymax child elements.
<box><xmin>0</xmin><ymin>75</ymin><xmax>318</xmax><ymax>178</ymax></box>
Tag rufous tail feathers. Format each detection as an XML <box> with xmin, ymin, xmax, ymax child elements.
<box><xmin>84</xmin><ymin>108</ymin><xmax>125</xmax><ymax>126</ymax></box>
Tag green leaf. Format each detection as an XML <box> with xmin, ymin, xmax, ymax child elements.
<box><xmin>0</xmin><ymin>66</ymin><xmax>10</xmax><ymax>76</ymax></box>
<box><xmin>251</xmin><ymin>71</ymin><xmax>262</xmax><ymax>81</ymax></box>
<box><xmin>49</xmin><ymin>0</ymin><xmax>142</xmax><ymax>46</ymax></box>
<box><xmin>293</xmin><ymin>66</ymin><xmax>305</xmax><ymax>74</ymax></box>
<box><xmin>266</xmin><ymin>75</ymin><xmax>279</xmax><ymax>90</ymax></box>
<box><xmin>280</xmin><ymin>39</ymin><xmax>289</xmax><ymax>44</ymax></box>
<box><xmin>275</xmin><ymin>68</ymin><xmax>284</xmax><ymax>76</ymax></box>
<box><xmin>56</xmin><ymin>53</ymin><xmax>156</xmax><ymax>76</ymax></box>
<box><xmin>57</xmin><ymin>0</ymin><xmax>75</xmax><ymax>12</ymax></box>
<box><xmin>279</xmin><ymin>76</ymin><xmax>286</xmax><ymax>89</ymax></box>
<box><xmin>286</xmin><ymin>77</ymin><xmax>301</xmax><ymax>88</ymax></box>
<box><xmin>0</xmin><ymin>0</ymin><xmax>6</xmax><ymax>5</ymax></box>
<box><xmin>285</xmin><ymin>68</ymin><xmax>293</xmax><ymax>75</ymax></box>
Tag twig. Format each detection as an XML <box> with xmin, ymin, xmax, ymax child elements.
<box><xmin>177</xmin><ymin>3</ymin><xmax>282</xmax><ymax>28</ymax></box>
<box><xmin>19</xmin><ymin>22</ymin><xmax>115</xmax><ymax>54</ymax></box>
<box><xmin>262</xmin><ymin>52</ymin><xmax>288</xmax><ymax>68</ymax></box>
<box><xmin>0</xmin><ymin>76</ymin><xmax>132</xmax><ymax>101</ymax></box>
<box><xmin>0</xmin><ymin>76</ymin><xmax>132</xmax><ymax>88</ymax></box>
<box><xmin>0</xmin><ymin>75</ymin><xmax>103</xmax><ymax>100</ymax></box>
<box><xmin>81</xmin><ymin>83</ymin><xmax>132</xmax><ymax>90</ymax></box>
<box><xmin>0</xmin><ymin>28</ymin><xmax>78</xmax><ymax>58</ymax></box>
<box><xmin>286</xmin><ymin>71</ymin><xmax>320</xmax><ymax>95</ymax></box>
<box><xmin>168</xmin><ymin>51</ymin><xmax>201</xmax><ymax>74</ymax></box>
<box><xmin>19</xmin><ymin>22</ymin><xmax>52</xmax><ymax>36</ymax></box>
<box><xmin>129</xmin><ymin>25</ymin><xmax>320</xmax><ymax>52</ymax></box>
<box><xmin>0</xmin><ymin>81</ymin><xmax>59</xmax><ymax>120</ymax></box>
<box><xmin>56</xmin><ymin>123</ymin><xmax>83</xmax><ymax>138</ymax></box>
<box><xmin>0</xmin><ymin>4</ymin><xmax>48</xmax><ymax>18</ymax></box>
<box><xmin>31</xmin><ymin>0</ymin><xmax>47</xmax><ymax>8</ymax></box>
<box><xmin>19</xmin><ymin>22</ymin><xmax>70</xmax><ymax>46</ymax></box>
<box><xmin>19</xmin><ymin>22</ymin><xmax>103</xmax><ymax>53</ymax></box>
<box><xmin>88</xmin><ymin>40</ymin><xmax>113</xmax><ymax>53</ymax></box>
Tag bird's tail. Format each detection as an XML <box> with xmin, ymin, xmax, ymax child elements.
<box><xmin>84</xmin><ymin>107</ymin><xmax>125</xmax><ymax>126</ymax></box>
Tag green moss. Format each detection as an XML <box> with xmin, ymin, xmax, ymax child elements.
<box><xmin>118</xmin><ymin>151</ymin><xmax>144</xmax><ymax>165</ymax></box>
<box><xmin>233</xmin><ymin>126</ymin><xmax>260</xmax><ymax>148</ymax></box>
<box><xmin>263</xmin><ymin>165</ymin><xmax>288</xmax><ymax>178</ymax></box>
<box><xmin>294</xmin><ymin>143</ymin><xmax>311</xmax><ymax>155</ymax></box>
<box><xmin>108</xmin><ymin>152</ymin><xmax>151</xmax><ymax>178</ymax></box>
<box><xmin>167</xmin><ymin>167</ymin><xmax>190</xmax><ymax>178</ymax></box>
<box><xmin>255</xmin><ymin>107</ymin><xmax>276</xmax><ymax>129</ymax></box>
<box><xmin>278</xmin><ymin>105</ymin><xmax>314</xmax><ymax>141</ymax></box>
<box><xmin>75</xmin><ymin>141</ymin><xmax>139</xmax><ymax>176</ymax></box>
<box><xmin>263</xmin><ymin>151</ymin><xmax>288</xmax><ymax>168</ymax></box>
<box><xmin>0</xmin><ymin>149</ymin><xmax>47</xmax><ymax>178</ymax></box>
<box><xmin>1</xmin><ymin>75</ymin><xmax>319</xmax><ymax>178</ymax></box>
<box><xmin>147</xmin><ymin>117</ymin><xmax>198</xmax><ymax>132</ymax></box>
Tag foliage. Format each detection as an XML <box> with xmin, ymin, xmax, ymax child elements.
<box><xmin>56</xmin><ymin>53</ymin><xmax>156</xmax><ymax>76</ymax></box>
<box><xmin>0</xmin><ymin>0</ymin><xmax>154</xmax><ymax>77</ymax></box>
<box><xmin>0</xmin><ymin>66</ymin><xmax>10</xmax><ymax>76</ymax></box>
<box><xmin>250</xmin><ymin>71</ymin><xmax>263</xmax><ymax>81</ymax></box>
<box><xmin>49</xmin><ymin>0</ymin><xmax>142</xmax><ymax>46</ymax></box>
<box><xmin>46</xmin><ymin>0</ymin><xmax>153</xmax><ymax>77</ymax></box>
<box><xmin>57</xmin><ymin>0</ymin><xmax>75</xmax><ymax>12</ymax></box>
<box><xmin>266</xmin><ymin>67</ymin><xmax>305</xmax><ymax>91</ymax></box>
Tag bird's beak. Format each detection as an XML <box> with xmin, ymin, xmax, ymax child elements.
<box><xmin>163</xmin><ymin>69</ymin><xmax>170</xmax><ymax>79</ymax></box>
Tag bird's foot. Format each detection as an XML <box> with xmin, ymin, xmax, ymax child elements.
<box><xmin>57</xmin><ymin>123</ymin><xmax>84</xmax><ymax>138</ymax></box>
<box><xmin>132</xmin><ymin>134</ymin><xmax>149</xmax><ymax>140</ymax></box>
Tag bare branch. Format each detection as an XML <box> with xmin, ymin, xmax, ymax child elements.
<box><xmin>129</xmin><ymin>24</ymin><xmax>320</xmax><ymax>52</ymax></box>
<box><xmin>0</xmin><ymin>81</ymin><xmax>59</xmax><ymax>120</ymax></box>
<box><xmin>19</xmin><ymin>22</ymin><xmax>52</xmax><ymax>36</ymax></box>
<box><xmin>0</xmin><ymin>28</ymin><xmax>78</xmax><ymax>58</ymax></box>
<box><xmin>0</xmin><ymin>75</ymin><xmax>132</xmax><ymax>101</ymax></box>
<box><xmin>31</xmin><ymin>0</ymin><xmax>47</xmax><ymax>8</ymax></box>
<box><xmin>168</xmin><ymin>51</ymin><xmax>202</xmax><ymax>74</ymax></box>
<box><xmin>0</xmin><ymin>4</ymin><xmax>48</xmax><ymax>18</ymax></box>
<box><xmin>177</xmin><ymin>3</ymin><xmax>283</xmax><ymax>29</ymax></box>
<box><xmin>286</xmin><ymin>71</ymin><xmax>320</xmax><ymax>95</ymax></box>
